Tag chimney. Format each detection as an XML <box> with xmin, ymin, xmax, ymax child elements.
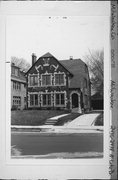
<box><xmin>32</xmin><ymin>53</ymin><xmax>37</xmax><ymax>66</ymax></box>
<box><xmin>69</xmin><ymin>56</ymin><xmax>73</xmax><ymax>60</ymax></box>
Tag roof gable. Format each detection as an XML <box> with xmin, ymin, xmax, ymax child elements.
<box><xmin>26</xmin><ymin>52</ymin><xmax>73</xmax><ymax>76</ymax></box>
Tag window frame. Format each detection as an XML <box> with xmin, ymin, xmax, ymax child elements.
<box><xmin>41</xmin><ymin>93</ymin><xmax>52</xmax><ymax>107</ymax></box>
<box><xmin>29</xmin><ymin>93</ymin><xmax>39</xmax><ymax>107</ymax></box>
<box><xmin>54</xmin><ymin>92</ymin><xmax>66</xmax><ymax>107</ymax></box>
<box><xmin>41</xmin><ymin>73</ymin><xmax>52</xmax><ymax>86</ymax></box>
<box><xmin>28</xmin><ymin>74</ymin><xmax>39</xmax><ymax>87</ymax></box>
<box><xmin>54</xmin><ymin>72</ymin><xmax>66</xmax><ymax>86</ymax></box>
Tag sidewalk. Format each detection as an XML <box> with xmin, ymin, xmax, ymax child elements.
<box><xmin>11</xmin><ymin>125</ymin><xmax>103</xmax><ymax>133</ymax></box>
<box><xmin>65</xmin><ymin>113</ymin><xmax>100</xmax><ymax>127</ymax></box>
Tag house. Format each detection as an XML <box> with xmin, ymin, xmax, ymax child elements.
<box><xmin>11</xmin><ymin>63</ymin><xmax>26</xmax><ymax>110</ymax></box>
<box><xmin>91</xmin><ymin>92</ymin><xmax>103</xmax><ymax>110</ymax></box>
<box><xmin>26</xmin><ymin>52</ymin><xmax>91</xmax><ymax>112</ymax></box>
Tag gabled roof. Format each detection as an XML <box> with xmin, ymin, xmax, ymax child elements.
<box><xmin>26</xmin><ymin>52</ymin><xmax>90</xmax><ymax>89</ymax></box>
<box><xmin>61</xmin><ymin>59</ymin><xmax>88</xmax><ymax>89</ymax></box>
<box><xmin>40</xmin><ymin>52</ymin><xmax>54</xmax><ymax>58</ymax></box>
<box><xmin>26</xmin><ymin>52</ymin><xmax>73</xmax><ymax>76</ymax></box>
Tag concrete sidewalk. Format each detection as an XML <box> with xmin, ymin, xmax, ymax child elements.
<box><xmin>11</xmin><ymin>125</ymin><xmax>103</xmax><ymax>133</ymax></box>
<box><xmin>65</xmin><ymin>113</ymin><xmax>100</xmax><ymax>127</ymax></box>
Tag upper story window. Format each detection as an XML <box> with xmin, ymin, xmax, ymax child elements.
<box><xmin>11</xmin><ymin>66</ymin><xmax>19</xmax><ymax>77</ymax></box>
<box><xmin>42</xmin><ymin>74</ymin><xmax>51</xmax><ymax>86</ymax></box>
<box><xmin>55</xmin><ymin>74</ymin><xmax>65</xmax><ymax>85</ymax></box>
<box><xmin>13</xmin><ymin>81</ymin><xmax>21</xmax><ymax>90</ymax></box>
<box><xmin>29</xmin><ymin>75</ymin><xmax>38</xmax><ymax>86</ymax></box>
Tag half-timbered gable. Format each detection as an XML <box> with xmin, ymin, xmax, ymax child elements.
<box><xmin>26</xmin><ymin>52</ymin><xmax>91</xmax><ymax>112</ymax></box>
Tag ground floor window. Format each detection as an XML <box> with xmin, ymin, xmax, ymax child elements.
<box><xmin>42</xmin><ymin>94</ymin><xmax>51</xmax><ymax>106</ymax></box>
<box><xmin>55</xmin><ymin>93</ymin><xmax>65</xmax><ymax>106</ymax></box>
<box><xmin>30</xmin><ymin>94</ymin><xmax>38</xmax><ymax>106</ymax></box>
<box><xmin>13</xmin><ymin>96</ymin><xmax>21</xmax><ymax>106</ymax></box>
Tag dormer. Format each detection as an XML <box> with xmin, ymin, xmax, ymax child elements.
<box><xmin>11</xmin><ymin>63</ymin><xmax>20</xmax><ymax>77</ymax></box>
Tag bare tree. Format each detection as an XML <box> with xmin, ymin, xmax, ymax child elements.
<box><xmin>11</xmin><ymin>56</ymin><xmax>31</xmax><ymax>72</ymax></box>
<box><xmin>84</xmin><ymin>49</ymin><xmax>104</xmax><ymax>95</ymax></box>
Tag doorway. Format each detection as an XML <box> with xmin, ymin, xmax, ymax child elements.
<box><xmin>71</xmin><ymin>93</ymin><xmax>79</xmax><ymax>108</ymax></box>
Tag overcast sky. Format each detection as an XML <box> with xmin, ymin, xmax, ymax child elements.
<box><xmin>6</xmin><ymin>16</ymin><xmax>104</xmax><ymax>65</ymax></box>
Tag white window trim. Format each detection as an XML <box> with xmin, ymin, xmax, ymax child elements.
<box><xmin>54</xmin><ymin>72</ymin><xmax>66</xmax><ymax>86</ymax></box>
<box><xmin>41</xmin><ymin>91</ymin><xmax>52</xmax><ymax>107</ymax></box>
<box><xmin>54</xmin><ymin>91</ymin><xmax>66</xmax><ymax>107</ymax></box>
<box><xmin>41</xmin><ymin>71</ymin><xmax>52</xmax><ymax>87</ymax></box>
<box><xmin>28</xmin><ymin>73</ymin><xmax>39</xmax><ymax>87</ymax></box>
<box><xmin>28</xmin><ymin>92</ymin><xmax>39</xmax><ymax>107</ymax></box>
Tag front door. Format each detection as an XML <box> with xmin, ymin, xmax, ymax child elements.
<box><xmin>72</xmin><ymin>93</ymin><xmax>78</xmax><ymax>108</ymax></box>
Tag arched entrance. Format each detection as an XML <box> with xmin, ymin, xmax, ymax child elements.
<box><xmin>71</xmin><ymin>93</ymin><xmax>79</xmax><ymax>108</ymax></box>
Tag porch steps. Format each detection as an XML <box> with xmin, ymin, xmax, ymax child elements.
<box><xmin>44</xmin><ymin>114</ymin><xmax>69</xmax><ymax>125</ymax></box>
<box><xmin>44</xmin><ymin>118</ymin><xmax>58</xmax><ymax>125</ymax></box>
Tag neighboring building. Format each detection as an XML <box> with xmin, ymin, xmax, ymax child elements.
<box><xmin>26</xmin><ymin>52</ymin><xmax>91</xmax><ymax>112</ymax></box>
<box><xmin>91</xmin><ymin>92</ymin><xmax>103</xmax><ymax>110</ymax></box>
<box><xmin>11</xmin><ymin>63</ymin><xmax>26</xmax><ymax>110</ymax></box>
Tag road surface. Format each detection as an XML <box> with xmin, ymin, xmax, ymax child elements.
<box><xmin>11</xmin><ymin>132</ymin><xmax>103</xmax><ymax>158</ymax></box>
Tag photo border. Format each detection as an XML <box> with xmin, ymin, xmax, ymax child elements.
<box><xmin>0</xmin><ymin>1</ymin><xmax>117</xmax><ymax>179</ymax></box>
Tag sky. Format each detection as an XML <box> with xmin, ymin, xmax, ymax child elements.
<box><xmin>6</xmin><ymin>16</ymin><xmax>104</xmax><ymax>65</ymax></box>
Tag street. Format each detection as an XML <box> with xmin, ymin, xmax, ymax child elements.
<box><xmin>11</xmin><ymin>132</ymin><xmax>103</xmax><ymax>158</ymax></box>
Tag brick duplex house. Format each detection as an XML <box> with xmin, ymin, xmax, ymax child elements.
<box><xmin>26</xmin><ymin>52</ymin><xmax>91</xmax><ymax>112</ymax></box>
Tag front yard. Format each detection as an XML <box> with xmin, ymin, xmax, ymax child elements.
<box><xmin>11</xmin><ymin>110</ymin><xmax>70</xmax><ymax>126</ymax></box>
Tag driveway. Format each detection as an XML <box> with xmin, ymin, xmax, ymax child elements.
<box><xmin>65</xmin><ymin>113</ymin><xmax>100</xmax><ymax>127</ymax></box>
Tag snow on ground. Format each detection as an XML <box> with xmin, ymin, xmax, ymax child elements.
<box><xmin>65</xmin><ymin>113</ymin><xmax>100</xmax><ymax>127</ymax></box>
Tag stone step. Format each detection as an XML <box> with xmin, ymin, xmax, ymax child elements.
<box><xmin>44</xmin><ymin>118</ymin><xmax>58</xmax><ymax>125</ymax></box>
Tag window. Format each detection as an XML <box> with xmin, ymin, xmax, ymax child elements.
<box><xmin>13</xmin><ymin>96</ymin><xmax>21</xmax><ymax>105</ymax></box>
<box><xmin>30</xmin><ymin>94</ymin><xmax>38</xmax><ymax>106</ymax></box>
<box><xmin>55</xmin><ymin>74</ymin><xmax>64</xmax><ymax>85</ymax></box>
<box><xmin>29</xmin><ymin>75</ymin><xmax>38</xmax><ymax>86</ymax></box>
<box><xmin>42</xmin><ymin>75</ymin><xmax>51</xmax><ymax>86</ymax></box>
<box><xmin>11</xmin><ymin>66</ymin><xmax>19</xmax><ymax>76</ymax></box>
<box><xmin>11</xmin><ymin>67</ymin><xmax>15</xmax><ymax>75</ymax></box>
<box><xmin>55</xmin><ymin>93</ymin><xmax>65</xmax><ymax>106</ymax></box>
<box><xmin>13</xmin><ymin>81</ymin><xmax>21</xmax><ymax>90</ymax></box>
<box><xmin>42</xmin><ymin>94</ymin><xmax>51</xmax><ymax>106</ymax></box>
